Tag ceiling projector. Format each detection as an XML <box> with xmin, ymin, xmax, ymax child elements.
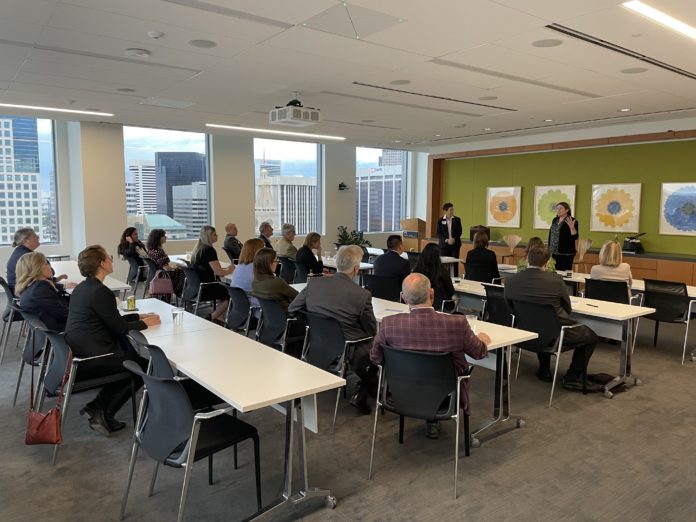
<box><xmin>269</xmin><ymin>93</ymin><xmax>320</xmax><ymax>127</ymax></box>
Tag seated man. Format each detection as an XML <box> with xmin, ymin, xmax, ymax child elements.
<box><xmin>504</xmin><ymin>246</ymin><xmax>599</xmax><ymax>391</ymax></box>
<box><xmin>223</xmin><ymin>222</ymin><xmax>243</xmax><ymax>261</ymax></box>
<box><xmin>258</xmin><ymin>221</ymin><xmax>274</xmax><ymax>249</ymax></box>
<box><xmin>372</xmin><ymin>235</ymin><xmax>411</xmax><ymax>282</ymax></box>
<box><xmin>370</xmin><ymin>273</ymin><xmax>490</xmax><ymax>439</ymax></box>
<box><xmin>289</xmin><ymin>245</ymin><xmax>377</xmax><ymax>415</ymax></box>
<box><xmin>275</xmin><ymin>223</ymin><xmax>298</xmax><ymax>261</ymax></box>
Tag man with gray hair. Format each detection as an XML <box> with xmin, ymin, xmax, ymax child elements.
<box><xmin>289</xmin><ymin>245</ymin><xmax>378</xmax><ymax>414</ymax></box>
<box><xmin>370</xmin><ymin>273</ymin><xmax>491</xmax><ymax>439</ymax></box>
<box><xmin>258</xmin><ymin>221</ymin><xmax>274</xmax><ymax>249</ymax></box>
<box><xmin>223</xmin><ymin>223</ymin><xmax>242</xmax><ymax>261</ymax></box>
<box><xmin>275</xmin><ymin>223</ymin><xmax>298</xmax><ymax>261</ymax></box>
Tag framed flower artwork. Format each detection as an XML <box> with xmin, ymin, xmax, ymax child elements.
<box><xmin>486</xmin><ymin>186</ymin><xmax>521</xmax><ymax>228</ymax></box>
<box><xmin>590</xmin><ymin>184</ymin><xmax>641</xmax><ymax>233</ymax></box>
<box><xmin>534</xmin><ymin>185</ymin><xmax>576</xmax><ymax>229</ymax></box>
<box><xmin>660</xmin><ymin>183</ymin><xmax>696</xmax><ymax>236</ymax></box>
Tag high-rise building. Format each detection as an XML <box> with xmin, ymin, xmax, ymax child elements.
<box><xmin>173</xmin><ymin>182</ymin><xmax>209</xmax><ymax>236</ymax></box>
<box><xmin>254</xmin><ymin>173</ymin><xmax>317</xmax><ymax>234</ymax></box>
<box><xmin>356</xmin><ymin>149</ymin><xmax>406</xmax><ymax>233</ymax></box>
<box><xmin>155</xmin><ymin>151</ymin><xmax>207</xmax><ymax>217</ymax></box>
<box><xmin>5</xmin><ymin>117</ymin><xmax>39</xmax><ymax>173</ymax></box>
<box><xmin>126</xmin><ymin>160</ymin><xmax>157</xmax><ymax>215</ymax></box>
<box><xmin>41</xmin><ymin>171</ymin><xmax>59</xmax><ymax>243</ymax></box>
<box><xmin>254</xmin><ymin>159</ymin><xmax>281</xmax><ymax>177</ymax></box>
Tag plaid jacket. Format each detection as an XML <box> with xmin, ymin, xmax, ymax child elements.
<box><xmin>370</xmin><ymin>307</ymin><xmax>489</xmax><ymax>412</ymax></box>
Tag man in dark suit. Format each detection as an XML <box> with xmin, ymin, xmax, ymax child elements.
<box><xmin>372</xmin><ymin>235</ymin><xmax>411</xmax><ymax>282</ymax></box>
<box><xmin>223</xmin><ymin>223</ymin><xmax>243</xmax><ymax>261</ymax></box>
<box><xmin>437</xmin><ymin>202</ymin><xmax>462</xmax><ymax>276</ymax></box>
<box><xmin>258</xmin><ymin>221</ymin><xmax>274</xmax><ymax>249</ymax></box>
<box><xmin>289</xmin><ymin>245</ymin><xmax>377</xmax><ymax>414</ymax></box>
<box><xmin>504</xmin><ymin>246</ymin><xmax>599</xmax><ymax>391</ymax></box>
<box><xmin>371</xmin><ymin>273</ymin><xmax>490</xmax><ymax>438</ymax></box>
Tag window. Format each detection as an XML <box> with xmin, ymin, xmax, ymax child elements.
<box><xmin>253</xmin><ymin>138</ymin><xmax>320</xmax><ymax>236</ymax></box>
<box><xmin>356</xmin><ymin>148</ymin><xmax>408</xmax><ymax>232</ymax></box>
<box><xmin>0</xmin><ymin>115</ymin><xmax>58</xmax><ymax>245</ymax></box>
<box><xmin>123</xmin><ymin>126</ymin><xmax>209</xmax><ymax>240</ymax></box>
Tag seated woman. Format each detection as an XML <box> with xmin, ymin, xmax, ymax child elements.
<box><xmin>413</xmin><ymin>243</ymin><xmax>456</xmax><ymax>311</ymax></box>
<box><xmin>464</xmin><ymin>231</ymin><xmax>500</xmax><ymax>283</ymax></box>
<box><xmin>118</xmin><ymin>227</ymin><xmax>147</xmax><ymax>284</ymax></box>
<box><xmin>590</xmin><ymin>240</ymin><xmax>633</xmax><ymax>286</ymax></box>
<box><xmin>296</xmin><ymin>232</ymin><xmax>325</xmax><ymax>277</ymax></box>
<box><xmin>16</xmin><ymin>252</ymin><xmax>69</xmax><ymax>351</ymax></box>
<box><xmin>251</xmin><ymin>248</ymin><xmax>298</xmax><ymax>314</ymax></box>
<box><xmin>230</xmin><ymin>238</ymin><xmax>265</xmax><ymax>308</ymax></box>
<box><xmin>190</xmin><ymin>226</ymin><xmax>234</xmax><ymax>323</ymax></box>
<box><xmin>517</xmin><ymin>237</ymin><xmax>556</xmax><ymax>272</ymax></box>
<box><xmin>65</xmin><ymin>245</ymin><xmax>160</xmax><ymax>435</ymax></box>
<box><xmin>146</xmin><ymin>228</ymin><xmax>185</xmax><ymax>298</ymax></box>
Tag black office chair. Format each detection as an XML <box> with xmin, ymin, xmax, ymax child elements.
<box><xmin>405</xmin><ymin>251</ymin><xmax>421</xmax><ymax>271</ymax></box>
<box><xmin>254</xmin><ymin>297</ymin><xmax>302</xmax><ymax>356</ymax></box>
<box><xmin>125</xmin><ymin>256</ymin><xmax>147</xmax><ymax>297</ymax></box>
<box><xmin>12</xmin><ymin>312</ymin><xmax>47</xmax><ymax>407</ymax></box>
<box><xmin>584</xmin><ymin>279</ymin><xmax>630</xmax><ymax>304</ymax></box>
<box><xmin>482</xmin><ymin>283</ymin><xmax>513</xmax><ymax>327</ymax></box>
<box><xmin>222</xmin><ymin>247</ymin><xmax>237</xmax><ymax>265</ymax></box>
<box><xmin>363</xmin><ymin>274</ymin><xmax>402</xmax><ymax>302</ymax></box>
<box><xmin>463</xmin><ymin>263</ymin><xmax>499</xmax><ymax>284</ymax></box>
<box><xmin>0</xmin><ymin>276</ymin><xmax>24</xmax><ymax>366</ymax></box>
<box><xmin>143</xmin><ymin>257</ymin><xmax>160</xmax><ymax>295</ymax></box>
<box><xmin>299</xmin><ymin>310</ymin><xmax>372</xmax><ymax>431</ymax></box>
<box><xmin>225</xmin><ymin>286</ymin><xmax>257</xmax><ymax>337</ymax></box>
<box><xmin>642</xmin><ymin>279</ymin><xmax>696</xmax><ymax>364</ymax></box>
<box><xmin>360</xmin><ymin>245</ymin><xmax>371</xmax><ymax>264</ymax></box>
<box><xmin>368</xmin><ymin>347</ymin><xmax>471</xmax><ymax>500</ymax></box>
<box><xmin>119</xmin><ymin>361</ymin><xmax>261</xmax><ymax>522</ymax></box>
<box><xmin>294</xmin><ymin>262</ymin><xmax>309</xmax><ymax>284</ymax></box>
<box><xmin>506</xmin><ymin>300</ymin><xmax>586</xmax><ymax>408</ymax></box>
<box><xmin>180</xmin><ymin>266</ymin><xmax>221</xmax><ymax>316</ymax></box>
<box><xmin>277</xmin><ymin>256</ymin><xmax>296</xmax><ymax>284</ymax></box>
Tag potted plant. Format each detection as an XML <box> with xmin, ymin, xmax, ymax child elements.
<box><xmin>335</xmin><ymin>225</ymin><xmax>372</xmax><ymax>248</ymax></box>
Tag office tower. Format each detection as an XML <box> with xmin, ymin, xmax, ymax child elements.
<box><xmin>126</xmin><ymin>160</ymin><xmax>157</xmax><ymax>215</ymax></box>
<box><xmin>356</xmin><ymin>149</ymin><xmax>406</xmax><ymax>233</ymax></box>
<box><xmin>254</xmin><ymin>159</ymin><xmax>281</xmax><ymax>177</ymax></box>
<box><xmin>155</xmin><ymin>151</ymin><xmax>207</xmax><ymax>217</ymax></box>
<box><xmin>254</xmin><ymin>171</ymin><xmax>317</xmax><ymax>235</ymax></box>
<box><xmin>173</xmin><ymin>182</ymin><xmax>209</xmax><ymax>237</ymax></box>
<box><xmin>41</xmin><ymin>172</ymin><xmax>59</xmax><ymax>243</ymax></box>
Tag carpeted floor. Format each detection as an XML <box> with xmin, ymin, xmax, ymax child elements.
<box><xmin>1</xmin><ymin>307</ymin><xmax>695</xmax><ymax>522</ymax></box>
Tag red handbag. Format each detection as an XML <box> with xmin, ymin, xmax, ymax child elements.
<box><xmin>25</xmin><ymin>345</ymin><xmax>69</xmax><ymax>445</ymax></box>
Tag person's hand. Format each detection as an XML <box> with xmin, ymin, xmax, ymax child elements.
<box><xmin>140</xmin><ymin>313</ymin><xmax>161</xmax><ymax>327</ymax></box>
<box><xmin>448</xmin><ymin>238</ymin><xmax>455</xmax><ymax>245</ymax></box>
<box><xmin>565</xmin><ymin>216</ymin><xmax>577</xmax><ymax>232</ymax></box>
<box><xmin>477</xmin><ymin>332</ymin><xmax>492</xmax><ymax>345</ymax></box>
<box><xmin>125</xmin><ymin>236</ymin><xmax>133</xmax><ymax>244</ymax></box>
<box><xmin>65</xmin><ymin>282</ymin><xmax>77</xmax><ymax>289</ymax></box>
<box><xmin>56</xmin><ymin>274</ymin><xmax>68</xmax><ymax>282</ymax></box>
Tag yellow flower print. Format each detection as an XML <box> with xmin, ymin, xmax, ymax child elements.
<box><xmin>595</xmin><ymin>189</ymin><xmax>634</xmax><ymax>228</ymax></box>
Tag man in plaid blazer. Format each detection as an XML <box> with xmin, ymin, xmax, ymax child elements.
<box><xmin>370</xmin><ymin>273</ymin><xmax>491</xmax><ymax>438</ymax></box>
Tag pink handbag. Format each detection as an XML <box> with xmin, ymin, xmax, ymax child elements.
<box><xmin>149</xmin><ymin>270</ymin><xmax>174</xmax><ymax>296</ymax></box>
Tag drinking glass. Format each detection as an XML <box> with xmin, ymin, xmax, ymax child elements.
<box><xmin>466</xmin><ymin>314</ymin><xmax>478</xmax><ymax>333</ymax></box>
<box><xmin>172</xmin><ymin>307</ymin><xmax>185</xmax><ymax>326</ymax></box>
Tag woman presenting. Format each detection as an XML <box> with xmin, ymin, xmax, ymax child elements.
<box><xmin>548</xmin><ymin>202</ymin><xmax>578</xmax><ymax>271</ymax></box>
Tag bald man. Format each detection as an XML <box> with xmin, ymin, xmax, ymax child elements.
<box><xmin>223</xmin><ymin>223</ymin><xmax>242</xmax><ymax>262</ymax></box>
<box><xmin>370</xmin><ymin>273</ymin><xmax>490</xmax><ymax>439</ymax></box>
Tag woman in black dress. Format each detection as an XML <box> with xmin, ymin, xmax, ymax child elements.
<box><xmin>464</xmin><ymin>231</ymin><xmax>500</xmax><ymax>283</ymax></box>
<box><xmin>117</xmin><ymin>227</ymin><xmax>146</xmax><ymax>283</ymax></box>
<box><xmin>548</xmin><ymin>202</ymin><xmax>578</xmax><ymax>271</ymax></box>
<box><xmin>413</xmin><ymin>243</ymin><xmax>455</xmax><ymax>311</ymax></box>
<box><xmin>190</xmin><ymin>226</ymin><xmax>235</xmax><ymax>322</ymax></box>
<box><xmin>146</xmin><ymin>228</ymin><xmax>185</xmax><ymax>297</ymax></box>
<box><xmin>296</xmin><ymin>232</ymin><xmax>325</xmax><ymax>277</ymax></box>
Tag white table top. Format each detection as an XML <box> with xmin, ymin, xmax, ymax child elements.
<box><xmin>372</xmin><ymin>297</ymin><xmax>410</xmax><ymax>322</ymax></box>
<box><xmin>498</xmin><ymin>263</ymin><xmax>518</xmax><ymax>273</ymax></box>
<box><xmin>454</xmin><ymin>280</ymin><xmax>487</xmax><ymax>297</ymax></box>
<box><xmin>134</xmin><ymin>298</ymin><xmax>219</xmax><ymax>339</ymax></box>
<box><xmin>440</xmin><ymin>256</ymin><xmax>461</xmax><ymax>265</ymax></box>
<box><xmin>323</xmin><ymin>257</ymin><xmax>373</xmax><ymax>271</ymax></box>
<box><xmin>51</xmin><ymin>260</ymin><xmax>131</xmax><ymax>293</ymax></box>
<box><xmin>556</xmin><ymin>271</ymin><xmax>696</xmax><ymax>298</ymax></box>
<box><xmin>570</xmin><ymin>297</ymin><xmax>655</xmax><ymax>321</ymax></box>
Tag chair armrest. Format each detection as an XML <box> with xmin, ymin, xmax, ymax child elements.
<box><xmin>199</xmin><ymin>282</ymin><xmax>220</xmax><ymax>287</ymax></box>
<box><xmin>73</xmin><ymin>352</ymin><xmax>115</xmax><ymax>363</ymax></box>
<box><xmin>345</xmin><ymin>336</ymin><xmax>373</xmax><ymax>346</ymax></box>
<box><xmin>194</xmin><ymin>405</ymin><xmax>235</xmax><ymax>421</ymax></box>
<box><xmin>560</xmin><ymin>324</ymin><xmax>584</xmax><ymax>332</ymax></box>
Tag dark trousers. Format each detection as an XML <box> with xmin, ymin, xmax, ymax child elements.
<box><xmin>350</xmin><ymin>341</ymin><xmax>379</xmax><ymax>397</ymax></box>
<box><xmin>441</xmin><ymin>243</ymin><xmax>461</xmax><ymax>276</ymax></box>
<box><xmin>537</xmin><ymin>324</ymin><xmax>598</xmax><ymax>380</ymax></box>
<box><xmin>553</xmin><ymin>253</ymin><xmax>575</xmax><ymax>271</ymax></box>
<box><xmin>77</xmin><ymin>352</ymin><xmax>148</xmax><ymax>416</ymax></box>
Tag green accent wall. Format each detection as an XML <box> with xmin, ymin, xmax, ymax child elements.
<box><xmin>443</xmin><ymin>139</ymin><xmax>696</xmax><ymax>255</ymax></box>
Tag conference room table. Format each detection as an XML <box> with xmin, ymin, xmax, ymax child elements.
<box><xmin>453</xmin><ymin>279</ymin><xmax>656</xmax><ymax>397</ymax></box>
<box><xmin>134</xmin><ymin>298</ymin><xmax>345</xmax><ymax>519</ymax></box>
<box><xmin>51</xmin><ymin>260</ymin><xmax>131</xmax><ymax>295</ymax></box>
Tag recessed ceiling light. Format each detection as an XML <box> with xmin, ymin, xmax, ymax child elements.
<box><xmin>124</xmin><ymin>48</ymin><xmax>151</xmax><ymax>58</ymax></box>
<box><xmin>188</xmin><ymin>39</ymin><xmax>217</xmax><ymax>48</ymax></box>
<box><xmin>478</xmin><ymin>95</ymin><xmax>498</xmax><ymax>101</ymax></box>
<box><xmin>206</xmin><ymin>123</ymin><xmax>345</xmax><ymax>141</ymax></box>
<box><xmin>147</xmin><ymin>30</ymin><xmax>164</xmax><ymax>39</ymax></box>
<box><xmin>618</xmin><ymin>108</ymin><xmax>632</xmax><ymax>112</ymax></box>
<box><xmin>483</xmin><ymin>127</ymin><xmax>492</xmax><ymax>131</ymax></box>
<box><xmin>117</xmin><ymin>88</ymin><xmax>136</xmax><ymax>93</ymax></box>
<box><xmin>0</xmin><ymin>103</ymin><xmax>114</xmax><ymax>117</ymax></box>
<box><xmin>544</xmin><ymin>119</ymin><xmax>554</xmax><ymax>122</ymax></box>
<box><xmin>532</xmin><ymin>38</ymin><xmax>563</xmax><ymax>47</ymax></box>
<box><xmin>623</xmin><ymin>1</ymin><xmax>696</xmax><ymax>40</ymax></box>
<box><xmin>389</xmin><ymin>79</ymin><xmax>411</xmax><ymax>85</ymax></box>
<box><xmin>621</xmin><ymin>67</ymin><xmax>648</xmax><ymax>74</ymax></box>
<box><xmin>434</xmin><ymin>134</ymin><xmax>441</xmax><ymax>137</ymax></box>
<box><xmin>392</xmin><ymin>140</ymin><xmax>401</xmax><ymax>143</ymax></box>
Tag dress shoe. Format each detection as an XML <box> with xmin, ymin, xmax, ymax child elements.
<box><xmin>350</xmin><ymin>391</ymin><xmax>371</xmax><ymax>415</ymax></box>
<box><xmin>426</xmin><ymin>421</ymin><xmax>440</xmax><ymax>440</ymax></box>
<box><xmin>86</xmin><ymin>408</ymin><xmax>112</xmax><ymax>436</ymax></box>
<box><xmin>535</xmin><ymin>368</ymin><xmax>553</xmax><ymax>382</ymax></box>
<box><xmin>561</xmin><ymin>377</ymin><xmax>603</xmax><ymax>393</ymax></box>
<box><xmin>105</xmin><ymin>415</ymin><xmax>126</xmax><ymax>432</ymax></box>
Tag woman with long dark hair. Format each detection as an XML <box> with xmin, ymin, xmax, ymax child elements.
<box><xmin>146</xmin><ymin>228</ymin><xmax>185</xmax><ymax>297</ymax></box>
<box><xmin>548</xmin><ymin>202</ymin><xmax>578</xmax><ymax>271</ymax></box>
<box><xmin>413</xmin><ymin>243</ymin><xmax>455</xmax><ymax>311</ymax></box>
<box><xmin>251</xmin><ymin>248</ymin><xmax>298</xmax><ymax>314</ymax></box>
<box><xmin>118</xmin><ymin>227</ymin><xmax>146</xmax><ymax>283</ymax></box>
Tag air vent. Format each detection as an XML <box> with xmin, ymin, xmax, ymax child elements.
<box><xmin>163</xmin><ymin>0</ymin><xmax>292</xmax><ymax>29</ymax></box>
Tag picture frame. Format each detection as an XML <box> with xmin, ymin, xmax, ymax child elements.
<box><xmin>486</xmin><ymin>186</ymin><xmax>521</xmax><ymax>228</ymax></box>
<box><xmin>590</xmin><ymin>183</ymin><xmax>641</xmax><ymax>233</ymax></box>
<box><xmin>659</xmin><ymin>182</ymin><xmax>696</xmax><ymax>236</ymax></box>
<box><xmin>534</xmin><ymin>185</ymin><xmax>576</xmax><ymax>229</ymax></box>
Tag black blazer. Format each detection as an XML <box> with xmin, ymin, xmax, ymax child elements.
<box><xmin>65</xmin><ymin>277</ymin><xmax>146</xmax><ymax>358</ymax></box>
<box><xmin>549</xmin><ymin>217</ymin><xmax>579</xmax><ymax>255</ymax></box>
<box><xmin>373</xmin><ymin>250</ymin><xmax>411</xmax><ymax>282</ymax></box>
<box><xmin>119</xmin><ymin>241</ymin><xmax>146</xmax><ymax>282</ymax></box>
<box><xmin>223</xmin><ymin>235</ymin><xmax>242</xmax><ymax>260</ymax></box>
<box><xmin>19</xmin><ymin>280</ymin><xmax>69</xmax><ymax>333</ymax></box>
<box><xmin>5</xmin><ymin>244</ymin><xmax>32</xmax><ymax>292</ymax></box>
<box><xmin>437</xmin><ymin>216</ymin><xmax>462</xmax><ymax>250</ymax></box>
<box><xmin>296</xmin><ymin>245</ymin><xmax>324</xmax><ymax>275</ymax></box>
<box><xmin>465</xmin><ymin>247</ymin><xmax>500</xmax><ymax>283</ymax></box>
<box><xmin>259</xmin><ymin>235</ymin><xmax>273</xmax><ymax>249</ymax></box>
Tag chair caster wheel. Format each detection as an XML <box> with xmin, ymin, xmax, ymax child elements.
<box><xmin>604</xmin><ymin>390</ymin><xmax>613</xmax><ymax>399</ymax></box>
<box><xmin>326</xmin><ymin>495</ymin><xmax>337</xmax><ymax>509</ymax></box>
<box><xmin>470</xmin><ymin>437</ymin><xmax>481</xmax><ymax>448</ymax></box>
<box><xmin>517</xmin><ymin>419</ymin><xmax>526</xmax><ymax>428</ymax></box>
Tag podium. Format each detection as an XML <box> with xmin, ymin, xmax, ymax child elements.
<box><xmin>401</xmin><ymin>217</ymin><xmax>426</xmax><ymax>252</ymax></box>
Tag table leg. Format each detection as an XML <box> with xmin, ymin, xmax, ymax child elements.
<box><xmin>244</xmin><ymin>399</ymin><xmax>336</xmax><ymax>521</ymax></box>
<box><xmin>604</xmin><ymin>319</ymin><xmax>641</xmax><ymax>398</ymax></box>
<box><xmin>470</xmin><ymin>345</ymin><xmax>525</xmax><ymax>448</ymax></box>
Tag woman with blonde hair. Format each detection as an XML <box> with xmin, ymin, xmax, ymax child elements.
<box><xmin>16</xmin><ymin>251</ymin><xmax>69</xmax><ymax>333</ymax></box>
<box><xmin>190</xmin><ymin>226</ymin><xmax>234</xmax><ymax>322</ymax></box>
<box><xmin>590</xmin><ymin>240</ymin><xmax>632</xmax><ymax>285</ymax></box>
<box><xmin>296</xmin><ymin>232</ymin><xmax>325</xmax><ymax>276</ymax></box>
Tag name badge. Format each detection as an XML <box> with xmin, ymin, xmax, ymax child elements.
<box><xmin>442</xmin><ymin>220</ymin><xmax>447</xmax><ymax>224</ymax></box>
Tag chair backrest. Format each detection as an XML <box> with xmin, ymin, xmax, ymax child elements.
<box><xmin>363</xmin><ymin>274</ymin><xmax>402</xmax><ymax>302</ymax></box>
<box><xmin>125</xmin><ymin>255</ymin><xmax>144</xmax><ymax>283</ymax></box>
<box><xmin>294</xmin><ymin>262</ymin><xmax>309</xmax><ymax>284</ymax></box>
<box><xmin>464</xmin><ymin>262</ymin><xmax>496</xmax><ymax>283</ymax></box>
<box><xmin>277</xmin><ymin>256</ymin><xmax>296</xmax><ymax>284</ymax></box>
<box><xmin>382</xmin><ymin>347</ymin><xmax>457</xmax><ymax>419</ymax></box>
<box><xmin>127</xmin><ymin>329</ymin><xmax>175</xmax><ymax>379</ymax></box>
<box><xmin>43</xmin><ymin>330</ymin><xmax>72</xmax><ymax>395</ymax></box>
<box><xmin>584</xmin><ymin>279</ymin><xmax>630</xmax><ymax>305</ymax></box>
<box><xmin>405</xmin><ymin>251</ymin><xmax>420</xmax><ymax>271</ymax></box>
<box><xmin>0</xmin><ymin>276</ymin><xmax>17</xmax><ymax>300</ymax></box>
<box><xmin>227</xmin><ymin>286</ymin><xmax>252</xmax><ymax>331</ymax></box>
<box><xmin>123</xmin><ymin>360</ymin><xmax>194</xmax><ymax>463</ymax></box>
<box><xmin>255</xmin><ymin>297</ymin><xmax>288</xmax><ymax>346</ymax></box>
<box><xmin>222</xmin><ymin>247</ymin><xmax>236</xmax><ymax>265</ymax></box>
<box><xmin>143</xmin><ymin>257</ymin><xmax>160</xmax><ymax>289</ymax></box>
<box><xmin>300</xmin><ymin>310</ymin><xmax>347</xmax><ymax>371</ymax></box>
<box><xmin>643</xmin><ymin>279</ymin><xmax>689</xmax><ymax>321</ymax></box>
<box><xmin>482</xmin><ymin>283</ymin><xmax>513</xmax><ymax>326</ymax></box>
<box><xmin>180</xmin><ymin>266</ymin><xmax>202</xmax><ymax>302</ymax></box>
<box><xmin>20</xmin><ymin>311</ymin><xmax>47</xmax><ymax>364</ymax></box>
<box><xmin>506</xmin><ymin>300</ymin><xmax>561</xmax><ymax>352</ymax></box>
<box><xmin>360</xmin><ymin>246</ymin><xmax>370</xmax><ymax>263</ymax></box>
<box><xmin>564</xmin><ymin>280</ymin><xmax>579</xmax><ymax>297</ymax></box>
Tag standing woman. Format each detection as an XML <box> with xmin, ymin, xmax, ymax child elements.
<box><xmin>146</xmin><ymin>228</ymin><xmax>185</xmax><ymax>297</ymax></box>
<box><xmin>190</xmin><ymin>226</ymin><xmax>234</xmax><ymax>322</ymax></box>
<box><xmin>437</xmin><ymin>202</ymin><xmax>462</xmax><ymax>276</ymax></box>
<box><xmin>548</xmin><ymin>202</ymin><xmax>578</xmax><ymax>271</ymax></box>
<box><xmin>118</xmin><ymin>227</ymin><xmax>147</xmax><ymax>284</ymax></box>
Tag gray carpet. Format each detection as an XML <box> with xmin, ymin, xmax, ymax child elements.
<box><xmin>1</xmin><ymin>310</ymin><xmax>695</xmax><ymax>522</ymax></box>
